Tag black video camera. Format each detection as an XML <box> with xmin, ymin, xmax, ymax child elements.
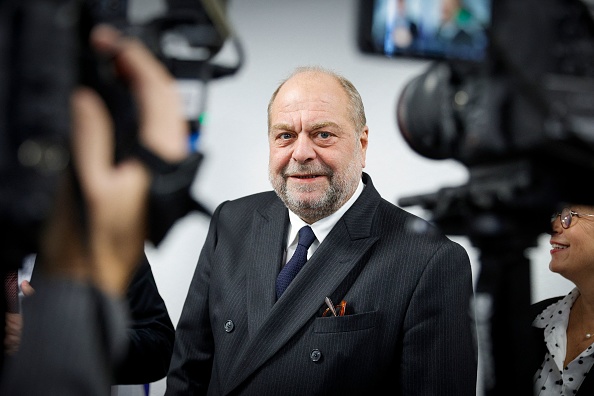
<box><xmin>358</xmin><ymin>0</ymin><xmax>594</xmax><ymax>235</ymax></box>
<box><xmin>0</xmin><ymin>0</ymin><xmax>241</xmax><ymax>269</ymax></box>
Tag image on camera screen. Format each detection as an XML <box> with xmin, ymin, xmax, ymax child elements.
<box><xmin>359</xmin><ymin>0</ymin><xmax>490</xmax><ymax>62</ymax></box>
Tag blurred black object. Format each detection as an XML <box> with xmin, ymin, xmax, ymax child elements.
<box><xmin>0</xmin><ymin>0</ymin><xmax>76</xmax><ymax>272</ymax></box>
<box><xmin>396</xmin><ymin>0</ymin><xmax>594</xmax><ymax>211</ymax></box>
<box><xmin>0</xmin><ymin>0</ymin><xmax>242</xmax><ymax>375</ymax></box>
<box><xmin>395</xmin><ymin>0</ymin><xmax>594</xmax><ymax>288</ymax></box>
<box><xmin>359</xmin><ymin>0</ymin><xmax>594</xmax><ymax>394</ymax></box>
<box><xmin>0</xmin><ymin>0</ymin><xmax>243</xmax><ymax>271</ymax></box>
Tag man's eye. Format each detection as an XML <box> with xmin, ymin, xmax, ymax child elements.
<box><xmin>280</xmin><ymin>133</ymin><xmax>292</xmax><ymax>140</ymax></box>
<box><xmin>319</xmin><ymin>132</ymin><xmax>330</xmax><ymax>139</ymax></box>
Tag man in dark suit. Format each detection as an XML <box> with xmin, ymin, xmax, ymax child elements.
<box><xmin>165</xmin><ymin>66</ymin><xmax>477</xmax><ymax>395</ymax></box>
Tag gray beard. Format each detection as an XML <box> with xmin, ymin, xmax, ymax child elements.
<box><xmin>269</xmin><ymin>161</ymin><xmax>361</xmax><ymax>223</ymax></box>
<box><xmin>274</xmin><ymin>179</ymin><xmax>343</xmax><ymax>222</ymax></box>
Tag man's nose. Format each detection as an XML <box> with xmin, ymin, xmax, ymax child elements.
<box><xmin>291</xmin><ymin>135</ymin><xmax>316</xmax><ymax>163</ymax></box>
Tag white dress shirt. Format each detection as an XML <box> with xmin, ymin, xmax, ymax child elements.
<box><xmin>283</xmin><ymin>179</ymin><xmax>365</xmax><ymax>266</ymax></box>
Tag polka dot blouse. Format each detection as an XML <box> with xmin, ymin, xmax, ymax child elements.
<box><xmin>533</xmin><ymin>288</ymin><xmax>594</xmax><ymax>395</ymax></box>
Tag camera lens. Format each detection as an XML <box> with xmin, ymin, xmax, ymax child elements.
<box><xmin>396</xmin><ymin>62</ymin><xmax>458</xmax><ymax>160</ymax></box>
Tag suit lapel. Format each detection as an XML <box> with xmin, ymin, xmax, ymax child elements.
<box><xmin>224</xmin><ymin>174</ymin><xmax>382</xmax><ymax>394</ymax></box>
<box><xmin>246</xmin><ymin>199</ymin><xmax>289</xmax><ymax>335</ymax></box>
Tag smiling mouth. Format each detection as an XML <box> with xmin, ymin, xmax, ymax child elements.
<box><xmin>551</xmin><ymin>243</ymin><xmax>568</xmax><ymax>250</ymax></box>
<box><xmin>293</xmin><ymin>175</ymin><xmax>319</xmax><ymax>179</ymax></box>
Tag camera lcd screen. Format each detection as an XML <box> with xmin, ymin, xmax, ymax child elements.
<box><xmin>358</xmin><ymin>0</ymin><xmax>491</xmax><ymax>62</ymax></box>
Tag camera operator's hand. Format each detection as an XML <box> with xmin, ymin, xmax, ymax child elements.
<box><xmin>39</xmin><ymin>25</ymin><xmax>188</xmax><ymax>297</ymax></box>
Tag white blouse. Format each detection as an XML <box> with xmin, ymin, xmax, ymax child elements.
<box><xmin>533</xmin><ymin>288</ymin><xmax>594</xmax><ymax>395</ymax></box>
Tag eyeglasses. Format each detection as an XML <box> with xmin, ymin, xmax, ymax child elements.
<box><xmin>551</xmin><ymin>207</ymin><xmax>594</xmax><ymax>229</ymax></box>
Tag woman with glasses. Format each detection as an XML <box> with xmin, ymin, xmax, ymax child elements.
<box><xmin>531</xmin><ymin>205</ymin><xmax>594</xmax><ymax>395</ymax></box>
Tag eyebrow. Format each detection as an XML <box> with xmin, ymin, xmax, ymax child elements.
<box><xmin>270</xmin><ymin>121</ymin><xmax>339</xmax><ymax>132</ymax></box>
<box><xmin>270</xmin><ymin>122</ymin><xmax>294</xmax><ymax>132</ymax></box>
<box><xmin>310</xmin><ymin>121</ymin><xmax>338</xmax><ymax>130</ymax></box>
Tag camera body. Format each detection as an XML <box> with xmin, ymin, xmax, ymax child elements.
<box><xmin>0</xmin><ymin>0</ymin><xmax>234</xmax><ymax>268</ymax></box>
<box><xmin>396</xmin><ymin>0</ymin><xmax>594</xmax><ymax>164</ymax></box>
<box><xmin>359</xmin><ymin>0</ymin><xmax>594</xmax><ymax>229</ymax></box>
<box><xmin>0</xmin><ymin>0</ymin><xmax>80</xmax><ymax>268</ymax></box>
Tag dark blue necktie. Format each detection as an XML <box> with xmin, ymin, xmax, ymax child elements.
<box><xmin>276</xmin><ymin>226</ymin><xmax>316</xmax><ymax>299</ymax></box>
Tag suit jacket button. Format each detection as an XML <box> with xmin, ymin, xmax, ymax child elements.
<box><xmin>224</xmin><ymin>320</ymin><xmax>234</xmax><ymax>333</ymax></box>
<box><xmin>310</xmin><ymin>349</ymin><xmax>322</xmax><ymax>362</ymax></box>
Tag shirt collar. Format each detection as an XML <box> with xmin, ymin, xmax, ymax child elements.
<box><xmin>533</xmin><ymin>287</ymin><xmax>580</xmax><ymax>370</ymax></box>
<box><xmin>287</xmin><ymin>178</ymin><xmax>365</xmax><ymax>247</ymax></box>
<box><xmin>533</xmin><ymin>288</ymin><xmax>579</xmax><ymax>330</ymax></box>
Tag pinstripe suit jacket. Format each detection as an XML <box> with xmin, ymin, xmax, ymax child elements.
<box><xmin>166</xmin><ymin>173</ymin><xmax>477</xmax><ymax>395</ymax></box>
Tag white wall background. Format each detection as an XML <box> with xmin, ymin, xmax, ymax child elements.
<box><xmin>120</xmin><ymin>1</ymin><xmax>574</xmax><ymax>395</ymax></box>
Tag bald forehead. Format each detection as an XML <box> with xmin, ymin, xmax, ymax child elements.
<box><xmin>271</xmin><ymin>71</ymin><xmax>347</xmax><ymax>109</ymax></box>
<box><xmin>290</xmin><ymin>70</ymin><xmax>334</xmax><ymax>81</ymax></box>
<box><xmin>268</xmin><ymin>70</ymin><xmax>355</xmax><ymax>136</ymax></box>
<box><xmin>267</xmin><ymin>68</ymin><xmax>366</xmax><ymax>136</ymax></box>
<box><xmin>283</xmin><ymin>70</ymin><xmax>341</xmax><ymax>90</ymax></box>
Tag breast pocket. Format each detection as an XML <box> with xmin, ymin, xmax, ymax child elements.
<box><xmin>313</xmin><ymin>311</ymin><xmax>377</xmax><ymax>334</ymax></box>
